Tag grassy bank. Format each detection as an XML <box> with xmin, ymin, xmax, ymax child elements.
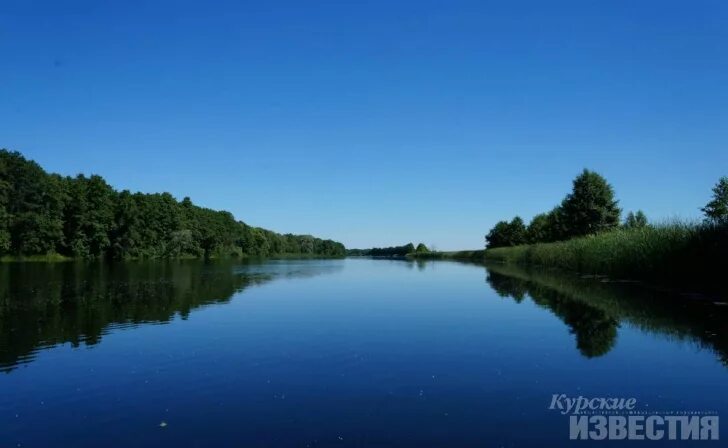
<box><xmin>484</xmin><ymin>222</ymin><xmax>727</xmax><ymax>291</ymax></box>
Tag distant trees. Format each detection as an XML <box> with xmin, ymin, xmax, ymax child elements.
<box><xmin>486</xmin><ymin>169</ymin><xmax>621</xmax><ymax>249</ymax></box>
<box><xmin>0</xmin><ymin>149</ymin><xmax>346</xmax><ymax>259</ymax></box>
<box><xmin>702</xmin><ymin>176</ymin><xmax>728</xmax><ymax>225</ymax></box>
<box><xmin>348</xmin><ymin>242</ymin><xmax>429</xmax><ymax>257</ymax></box>
<box><xmin>366</xmin><ymin>243</ymin><xmax>415</xmax><ymax>257</ymax></box>
<box><xmin>486</xmin><ymin>217</ymin><xmax>526</xmax><ymax>249</ymax></box>
<box><xmin>624</xmin><ymin>210</ymin><xmax>648</xmax><ymax>229</ymax></box>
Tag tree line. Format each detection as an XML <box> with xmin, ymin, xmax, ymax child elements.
<box><xmin>486</xmin><ymin>169</ymin><xmax>624</xmax><ymax>248</ymax></box>
<box><xmin>486</xmin><ymin>169</ymin><xmax>728</xmax><ymax>249</ymax></box>
<box><xmin>347</xmin><ymin>242</ymin><xmax>429</xmax><ymax>257</ymax></box>
<box><xmin>0</xmin><ymin>149</ymin><xmax>346</xmax><ymax>259</ymax></box>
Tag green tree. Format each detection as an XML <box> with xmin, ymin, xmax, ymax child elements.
<box><xmin>0</xmin><ymin>149</ymin><xmax>347</xmax><ymax>259</ymax></box>
<box><xmin>63</xmin><ymin>175</ymin><xmax>90</xmax><ymax>256</ymax></box>
<box><xmin>84</xmin><ymin>175</ymin><xmax>115</xmax><ymax>256</ymax></box>
<box><xmin>2</xmin><ymin>151</ymin><xmax>65</xmax><ymax>254</ymax></box>
<box><xmin>415</xmin><ymin>243</ymin><xmax>430</xmax><ymax>253</ymax></box>
<box><xmin>508</xmin><ymin>216</ymin><xmax>527</xmax><ymax>245</ymax></box>
<box><xmin>109</xmin><ymin>190</ymin><xmax>142</xmax><ymax>259</ymax></box>
<box><xmin>526</xmin><ymin>213</ymin><xmax>550</xmax><ymax>243</ymax></box>
<box><xmin>702</xmin><ymin>176</ymin><xmax>728</xmax><ymax>225</ymax></box>
<box><xmin>486</xmin><ymin>216</ymin><xmax>527</xmax><ymax>248</ymax></box>
<box><xmin>624</xmin><ymin>210</ymin><xmax>648</xmax><ymax>229</ymax></box>
<box><xmin>0</xmin><ymin>155</ymin><xmax>11</xmax><ymax>253</ymax></box>
<box><xmin>486</xmin><ymin>221</ymin><xmax>509</xmax><ymax>248</ymax></box>
<box><xmin>543</xmin><ymin>207</ymin><xmax>568</xmax><ymax>242</ymax></box>
<box><xmin>0</xmin><ymin>207</ymin><xmax>9</xmax><ymax>253</ymax></box>
<box><xmin>560</xmin><ymin>169</ymin><xmax>620</xmax><ymax>238</ymax></box>
<box><xmin>366</xmin><ymin>244</ymin><xmax>416</xmax><ymax>256</ymax></box>
<box><xmin>61</xmin><ymin>174</ymin><xmax>116</xmax><ymax>257</ymax></box>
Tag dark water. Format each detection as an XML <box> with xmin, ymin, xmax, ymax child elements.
<box><xmin>1</xmin><ymin>259</ymin><xmax>726</xmax><ymax>447</ymax></box>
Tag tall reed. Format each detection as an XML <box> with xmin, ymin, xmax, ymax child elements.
<box><xmin>484</xmin><ymin>220</ymin><xmax>727</xmax><ymax>291</ymax></box>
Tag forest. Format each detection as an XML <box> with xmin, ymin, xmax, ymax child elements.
<box><xmin>0</xmin><ymin>149</ymin><xmax>346</xmax><ymax>260</ymax></box>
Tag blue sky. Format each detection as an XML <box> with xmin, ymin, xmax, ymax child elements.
<box><xmin>2</xmin><ymin>1</ymin><xmax>727</xmax><ymax>249</ymax></box>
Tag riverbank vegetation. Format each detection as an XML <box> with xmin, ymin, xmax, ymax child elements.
<box><xmin>0</xmin><ymin>149</ymin><xmax>346</xmax><ymax>260</ymax></box>
<box><xmin>483</xmin><ymin>170</ymin><xmax>728</xmax><ymax>291</ymax></box>
<box><xmin>347</xmin><ymin>242</ymin><xmax>430</xmax><ymax>257</ymax></box>
<box><xmin>485</xmin><ymin>221</ymin><xmax>727</xmax><ymax>290</ymax></box>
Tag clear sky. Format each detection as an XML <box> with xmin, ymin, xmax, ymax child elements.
<box><xmin>2</xmin><ymin>1</ymin><xmax>727</xmax><ymax>250</ymax></box>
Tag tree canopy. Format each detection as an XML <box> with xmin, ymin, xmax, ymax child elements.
<box><xmin>347</xmin><ymin>243</ymin><xmax>423</xmax><ymax>257</ymax></box>
<box><xmin>485</xmin><ymin>217</ymin><xmax>527</xmax><ymax>249</ymax></box>
<box><xmin>624</xmin><ymin>210</ymin><xmax>648</xmax><ymax>229</ymax></box>
<box><xmin>702</xmin><ymin>176</ymin><xmax>728</xmax><ymax>225</ymax></box>
<box><xmin>559</xmin><ymin>169</ymin><xmax>621</xmax><ymax>237</ymax></box>
<box><xmin>485</xmin><ymin>169</ymin><xmax>621</xmax><ymax>249</ymax></box>
<box><xmin>0</xmin><ymin>149</ymin><xmax>345</xmax><ymax>259</ymax></box>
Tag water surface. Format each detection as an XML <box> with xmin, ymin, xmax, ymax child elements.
<box><xmin>1</xmin><ymin>259</ymin><xmax>726</xmax><ymax>446</ymax></box>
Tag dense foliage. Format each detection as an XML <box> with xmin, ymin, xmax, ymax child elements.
<box><xmin>485</xmin><ymin>217</ymin><xmax>526</xmax><ymax>248</ymax></box>
<box><xmin>624</xmin><ymin>210</ymin><xmax>648</xmax><ymax>229</ymax></box>
<box><xmin>481</xmin><ymin>172</ymin><xmax>728</xmax><ymax>290</ymax></box>
<box><xmin>702</xmin><ymin>176</ymin><xmax>728</xmax><ymax>225</ymax></box>
<box><xmin>559</xmin><ymin>169</ymin><xmax>621</xmax><ymax>237</ymax></box>
<box><xmin>486</xmin><ymin>169</ymin><xmax>621</xmax><ymax>248</ymax></box>
<box><xmin>415</xmin><ymin>243</ymin><xmax>430</xmax><ymax>253</ymax></box>
<box><xmin>346</xmin><ymin>243</ymin><xmax>427</xmax><ymax>257</ymax></box>
<box><xmin>484</xmin><ymin>221</ymin><xmax>728</xmax><ymax>292</ymax></box>
<box><xmin>0</xmin><ymin>149</ymin><xmax>345</xmax><ymax>259</ymax></box>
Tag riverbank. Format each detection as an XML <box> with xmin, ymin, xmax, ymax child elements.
<box><xmin>483</xmin><ymin>222</ymin><xmax>727</xmax><ymax>292</ymax></box>
<box><xmin>404</xmin><ymin>222</ymin><xmax>728</xmax><ymax>293</ymax></box>
<box><xmin>0</xmin><ymin>253</ymin><xmax>346</xmax><ymax>263</ymax></box>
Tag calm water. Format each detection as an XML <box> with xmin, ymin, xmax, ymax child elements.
<box><xmin>1</xmin><ymin>259</ymin><xmax>726</xmax><ymax>447</ymax></box>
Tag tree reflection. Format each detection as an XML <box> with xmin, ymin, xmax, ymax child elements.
<box><xmin>0</xmin><ymin>260</ymin><xmax>340</xmax><ymax>372</ymax></box>
<box><xmin>485</xmin><ymin>263</ymin><xmax>728</xmax><ymax>365</ymax></box>
<box><xmin>487</xmin><ymin>270</ymin><xmax>617</xmax><ymax>357</ymax></box>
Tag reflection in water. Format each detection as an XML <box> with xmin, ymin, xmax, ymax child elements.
<box><xmin>3</xmin><ymin>258</ymin><xmax>727</xmax><ymax>374</ymax></box>
<box><xmin>485</xmin><ymin>262</ymin><xmax>728</xmax><ymax>364</ymax></box>
<box><xmin>486</xmin><ymin>268</ymin><xmax>618</xmax><ymax>357</ymax></box>
<box><xmin>0</xmin><ymin>260</ymin><xmax>341</xmax><ymax>372</ymax></box>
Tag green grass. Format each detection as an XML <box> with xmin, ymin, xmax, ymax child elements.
<box><xmin>484</xmin><ymin>221</ymin><xmax>728</xmax><ymax>291</ymax></box>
